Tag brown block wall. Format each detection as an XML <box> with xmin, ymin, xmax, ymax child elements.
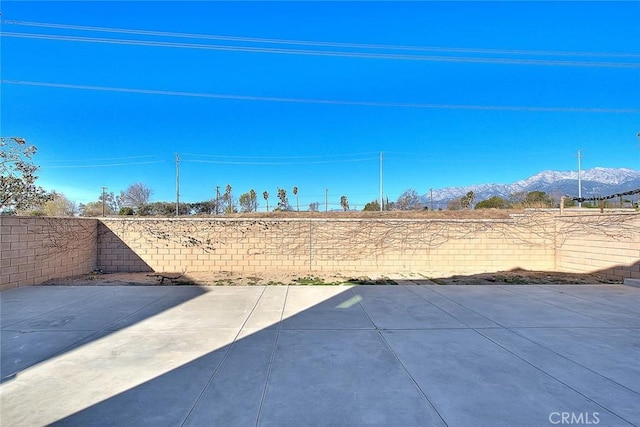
<box><xmin>0</xmin><ymin>217</ymin><xmax>98</xmax><ymax>290</ymax></box>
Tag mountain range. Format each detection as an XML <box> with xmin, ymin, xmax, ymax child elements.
<box><xmin>422</xmin><ymin>167</ymin><xmax>640</xmax><ymax>209</ymax></box>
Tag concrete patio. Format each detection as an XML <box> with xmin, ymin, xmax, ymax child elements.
<box><xmin>1</xmin><ymin>283</ymin><xmax>639</xmax><ymax>426</ymax></box>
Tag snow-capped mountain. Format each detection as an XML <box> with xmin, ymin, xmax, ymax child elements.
<box><xmin>422</xmin><ymin>167</ymin><xmax>640</xmax><ymax>209</ymax></box>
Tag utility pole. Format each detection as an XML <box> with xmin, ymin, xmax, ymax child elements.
<box><xmin>175</xmin><ymin>153</ymin><xmax>180</xmax><ymax>216</ymax></box>
<box><xmin>101</xmin><ymin>186</ymin><xmax>108</xmax><ymax>217</ymax></box>
<box><xmin>430</xmin><ymin>188</ymin><xmax>434</xmax><ymax>211</ymax></box>
<box><xmin>637</xmin><ymin>132</ymin><xmax>640</xmax><ymax>167</ymax></box>
<box><xmin>379</xmin><ymin>152</ymin><xmax>383</xmax><ymax>211</ymax></box>
<box><xmin>325</xmin><ymin>188</ymin><xmax>329</xmax><ymax>212</ymax></box>
<box><xmin>576</xmin><ymin>150</ymin><xmax>582</xmax><ymax>208</ymax></box>
<box><xmin>215</xmin><ymin>186</ymin><xmax>220</xmax><ymax>215</ymax></box>
<box><xmin>636</xmin><ymin>133</ymin><xmax>639</xmax><ymax>208</ymax></box>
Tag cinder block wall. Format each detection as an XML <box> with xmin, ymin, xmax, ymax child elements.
<box><xmin>0</xmin><ymin>217</ymin><xmax>98</xmax><ymax>290</ymax></box>
<box><xmin>3</xmin><ymin>213</ymin><xmax>638</xmax><ymax>289</ymax></box>
<box><xmin>555</xmin><ymin>214</ymin><xmax>640</xmax><ymax>280</ymax></box>
<box><xmin>98</xmin><ymin>217</ymin><xmax>556</xmax><ymax>277</ymax></box>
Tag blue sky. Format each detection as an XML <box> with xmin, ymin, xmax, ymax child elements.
<box><xmin>2</xmin><ymin>1</ymin><xmax>639</xmax><ymax>210</ymax></box>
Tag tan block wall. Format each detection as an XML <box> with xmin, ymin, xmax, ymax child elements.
<box><xmin>98</xmin><ymin>217</ymin><xmax>556</xmax><ymax>277</ymax></box>
<box><xmin>0</xmin><ymin>217</ymin><xmax>98</xmax><ymax>290</ymax></box>
<box><xmin>3</xmin><ymin>213</ymin><xmax>637</xmax><ymax>288</ymax></box>
<box><xmin>555</xmin><ymin>213</ymin><xmax>640</xmax><ymax>281</ymax></box>
<box><xmin>97</xmin><ymin>221</ymin><xmax>154</xmax><ymax>273</ymax></box>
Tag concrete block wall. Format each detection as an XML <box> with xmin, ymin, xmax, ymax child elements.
<box><xmin>555</xmin><ymin>214</ymin><xmax>640</xmax><ymax>281</ymax></box>
<box><xmin>3</xmin><ymin>213</ymin><xmax>638</xmax><ymax>288</ymax></box>
<box><xmin>0</xmin><ymin>217</ymin><xmax>98</xmax><ymax>290</ymax></box>
<box><xmin>97</xmin><ymin>221</ymin><xmax>154</xmax><ymax>273</ymax></box>
<box><xmin>98</xmin><ymin>217</ymin><xmax>556</xmax><ymax>277</ymax></box>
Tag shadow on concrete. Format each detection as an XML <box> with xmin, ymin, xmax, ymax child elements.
<box><xmin>0</xmin><ymin>286</ymin><xmax>207</xmax><ymax>383</ymax></box>
<box><xmin>50</xmin><ymin>287</ymin><xmax>447</xmax><ymax>426</ymax></box>
<box><xmin>4</xmin><ymin>283</ymin><xmax>640</xmax><ymax>426</ymax></box>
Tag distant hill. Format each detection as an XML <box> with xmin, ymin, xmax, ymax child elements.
<box><xmin>422</xmin><ymin>167</ymin><xmax>640</xmax><ymax>209</ymax></box>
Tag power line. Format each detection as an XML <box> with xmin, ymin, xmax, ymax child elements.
<box><xmin>184</xmin><ymin>158</ymin><xmax>379</xmax><ymax>166</ymax></box>
<box><xmin>39</xmin><ymin>154</ymin><xmax>158</xmax><ymax>164</ymax></box>
<box><xmin>4</xmin><ymin>80</ymin><xmax>638</xmax><ymax>114</ymax></box>
<box><xmin>3</xmin><ymin>20</ymin><xmax>639</xmax><ymax>59</ymax></box>
<box><xmin>2</xmin><ymin>32</ymin><xmax>638</xmax><ymax>68</ymax></box>
<box><xmin>181</xmin><ymin>152</ymin><xmax>379</xmax><ymax>160</ymax></box>
<box><xmin>35</xmin><ymin>150</ymin><xmax>578</xmax><ymax>170</ymax></box>
<box><xmin>40</xmin><ymin>160</ymin><xmax>166</xmax><ymax>169</ymax></box>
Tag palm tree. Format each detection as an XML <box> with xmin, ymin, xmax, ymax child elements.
<box><xmin>293</xmin><ymin>186</ymin><xmax>299</xmax><ymax>211</ymax></box>
<box><xmin>461</xmin><ymin>191</ymin><xmax>475</xmax><ymax>210</ymax></box>
<box><xmin>340</xmin><ymin>195</ymin><xmax>349</xmax><ymax>211</ymax></box>
<box><xmin>276</xmin><ymin>188</ymin><xmax>288</xmax><ymax>211</ymax></box>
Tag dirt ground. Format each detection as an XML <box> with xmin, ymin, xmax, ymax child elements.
<box><xmin>42</xmin><ymin>268</ymin><xmax>620</xmax><ymax>287</ymax></box>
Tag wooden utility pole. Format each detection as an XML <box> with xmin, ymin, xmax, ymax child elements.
<box><xmin>215</xmin><ymin>186</ymin><xmax>220</xmax><ymax>215</ymax></box>
<box><xmin>577</xmin><ymin>150</ymin><xmax>582</xmax><ymax>208</ymax></box>
<box><xmin>325</xmin><ymin>188</ymin><xmax>328</xmax><ymax>212</ymax></box>
<box><xmin>430</xmin><ymin>188</ymin><xmax>434</xmax><ymax>211</ymax></box>
<box><xmin>175</xmin><ymin>153</ymin><xmax>180</xmax><ymax>216</ymax></box>
<box><xmin>101</xmin><ymin>186</ymin><xmax>107</xmax><ymax>216</ymax></box>
<box><xmin>379</xmin><ymin>152</ymin><xmax>383</xmax><ymax>211</ymax></box>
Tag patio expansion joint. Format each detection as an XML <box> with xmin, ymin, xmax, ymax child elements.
<box><xmin>254</xmin><ymin>285</ymin><xmax>290</xmax><ymax>427</ymax></box>
<box><xmin>497</xmin><ymin>285</ymin><xmax>635</xmax><ymax>328</ymax></box>
<box><xmin>409</xmin><ymin>284</ymin><xmax>640</xmax><ymax>425</ymax></box>
<box><xmin>180</xmin><ymin>286</ymin><xmax>270</xmax><ymax>426</ymax></box>
<box><xmin>473</xmin><ymin>327</ymin><xmax>640</xmax><ymax>426</ymax></box>
<box><xmin>536</xmin><ymin>285</ymin><xmax>640</xmax><ymax>315</ymax></box>
<box><xmin>495</xmin><ymin>325</ymin><xmax>640</xmax><ymax>400</ymax></box>
<box><xmin>353</xmin><ymin>287</ymin><xmax>449</xmax><ymax>426</ymax></box>
<box><xmin>403</xmin><ymin>284</ymin><xmax>500</xmax><ymax>328</ymax></box>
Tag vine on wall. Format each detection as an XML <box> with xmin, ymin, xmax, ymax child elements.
<box><xmin>97</xmin><ymin>213</ymin><xmax>640</xmax><ymax>262</ymax></box>
<box><xmin>24</xmin><ymin>217</ymin><xmax>97</xmax><ymax>261</ymax></box>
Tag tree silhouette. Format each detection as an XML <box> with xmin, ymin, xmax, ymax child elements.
<box><xmin>395</xmin><ymin>189</ymin><xmax>424</xmax><ymax>210</ymax></box>
<box><xmin>121</xmin><ymin>182</ymin><xmax>153</xmax><ymax>213</ymax></box>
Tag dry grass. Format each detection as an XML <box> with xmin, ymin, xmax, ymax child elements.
<box><xmin>190</xmin><ymin>209</ymin><xmax>517</xmax><ymax>220</ymax></box>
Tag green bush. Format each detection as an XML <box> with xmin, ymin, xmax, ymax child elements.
<box><xmin>119</xmin><ymin>207</ymin><xmax>134</xmax><ymax>215</ymax></box>
<box><xmin>475</xmin><ymin>196</ymin><xmax>510</xmax><ymax>209</ymax></box>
